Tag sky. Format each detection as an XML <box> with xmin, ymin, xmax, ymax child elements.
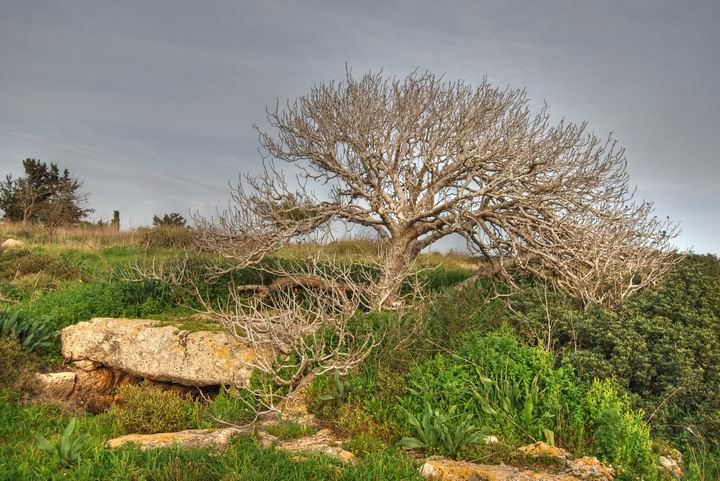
<box><xmin>0</xmin><ymin>0</ymin><xmax>718</xmax><ymax>253</ymax></box>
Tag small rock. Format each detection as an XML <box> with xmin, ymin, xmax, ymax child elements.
<box><xmin>33</xmin><ymin>372</ymin><xmax>76</xmax><ymax>400</ymax></box>
<box><xmin>106</xmin><ymin>427</ymin><xmax>244</xmax><ymax>450</ymax></box>
<box><xmin>659</xmin><ymin>455</ymin><xmax>683</xmax><ymax>478</ymax></box>
<box><xmin>518</xmin><ymin>441</ymin><xmax>571</xmax><ymax>460</ymax></box>
<box><xmin>567</xmin><ymin>456</ymin><xmax>615</xmax><ymax>480</ymax></box>
<box><xmin>1</xmin><ymin>238</ymin><xmax>24</xmax><ymax>250</ymax></box>
<box><xmin>483</xmin><ymin>435</ymin><xmax>499</xmax><ymax>445</ymax></box>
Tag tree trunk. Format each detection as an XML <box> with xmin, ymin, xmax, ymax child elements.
<box><xmin>372</xmin><ymin>234</ymin><xmax>416</xmax><ymax>309</ymax></box>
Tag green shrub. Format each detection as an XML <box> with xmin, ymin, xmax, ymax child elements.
<box><xmin>503</xmin><ymin>254</ymin><xmax>720</xmax><ymax>446</ymax></box>
<box><xmin>104</xmin><ymin>383</ymin><xmax>204</xmax><ymax>434</ymax></box>
<box><xmin>397</xmin><ymin>329</ymin><xmax>659</xmax><ymax>477</ymax></box>
<box><xmin>581</xmin><ymin>380</ymin><xmax>657</xmax><ymax>480</ymax></box>
<box><xmin>204</xmin><ymin>386</ymin><xmax>256</xmax><ymax>426</ymax></box>
<box><xmin>0</xmin><ymin>310</ymin><xmax>56</xmax><ymax>352</ymax></box>
<box><xmin>399</xmin><ymin>330</ymin><xmax>580</xmax><ymax>446</ymax></box>
<box><xmin>0</xmin><ymin>336</ymin><xmax>37</xmax><ymax>392</ymax></box>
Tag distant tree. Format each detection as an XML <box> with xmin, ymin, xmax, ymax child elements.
<box><xmin>111</xmin><ymin>210</ymin><xmax>120</xmax><ymax>231</ymax></box>
<box><xmin>0</xmin><ymin>159</ymin><xmax>93</xmax><ymax>225</ymax></box>
<box><xmin>152</xmin><ymin>212</ymin><xmax>187</xmax><ymax>227</ymax></box>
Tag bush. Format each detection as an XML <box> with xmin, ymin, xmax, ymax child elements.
<box><xmin>503</xmin><ymin>254</ymin><xmax>720</xmax><ymax>446</ymax></box>
<box><xmin>581</xmin><ymin>380</ymin><xmax>657</xmax><ymax>480</ymax></box>
<box><xmin>399</xmin><ymin>330</ymin><xmax>580</xmax><ymax>446</ymax></box>
<box><xmin>204</xmin><ymin>387</ymin><xmax>256</xmax><ymax>426</ymax></box>
<box><xmin>0</xmin><ymin>336</ymin><xmax>38</xmax><ymax>392</ymax></box>
<box><xmin>397</xmin><ymin>330</ymin><xmax>659</xmax><ymax>478</ymax></box>
<box><xmin>104</xmin><ymin>383</ymin><xmax>203</xmax><ymax>434</ymax></box>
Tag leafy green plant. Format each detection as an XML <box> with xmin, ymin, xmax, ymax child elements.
<box><xmin>400</xmin><ymin>330</ymin><xmax>579</xmax><ymax>446</ymax></box>
<box><xmin>36</xmin><ymin>418</ymin><xmax>87</xmax><ymax>466</ymax></box>
<box><xmin>319</xmin><ymin>369</ymin><xmax>357</xmax><ymax>403</ymax></box>
<box><xmin>0</xmin><ymin>310</ymin><xmax>56</xmax><ymax>352</ymax></box>
<box><xmin>398</xmin><ymin>401</ymin><xmax>487</xmax><ymax>458</ymax></box>
<box><xmin>581</xmin><ymin>379</ymin><xmax>657</xmax><ymax>480</ymax></box>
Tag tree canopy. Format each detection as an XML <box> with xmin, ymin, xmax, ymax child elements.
<box><xmin>201</xmin><ymin>70</ymin><xmax>678</xmax><ymax>307</ymax></box>
<box><xmin>0</xmin><ymin>159</ymin><xmax>93</xmax><ymax>226</ymax></box>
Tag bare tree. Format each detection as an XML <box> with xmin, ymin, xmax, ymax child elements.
<box><xmin>213</xmin><ymin>69</ymin><xmax>676</xmax><ymax>308</ymax></box>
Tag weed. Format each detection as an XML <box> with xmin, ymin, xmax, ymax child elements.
<box><xmin>0</xmin><ymin>310</ymin><xmax>56</xmax><ymax>352</ymax></box>
<box><xmin>398</xmin><ymin>401</ymin><xmax>487</xmax><ymax>458</ymax></box>
<box><xmin>36</xmin><ymin>418</ymin><xmax>87</xmax><ymax>466</ymax></box>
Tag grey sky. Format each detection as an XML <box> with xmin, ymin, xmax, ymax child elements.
<box><xmin>1</xmin><ymin>0</ymin><xmax>718</xmax><ymax>253</ymax></box>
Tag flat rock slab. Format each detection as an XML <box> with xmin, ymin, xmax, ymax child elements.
<box><xmin>106</xmin><ymin>428</ymin><xmax>244</xmax><ymax>450</ymax></box>
<box><xmin>259</xmin><ymin>428</ymin><xmax>355</xmax><ymax>463</ymax></box>
<box><xmin>420</xmin><ymin>453</ymin><xmax>615</xmax><ymax>481</ymax></box>
<box><xmin>421</xmin><ymin>458</ymin><xmax>582</xmax><ymax>481</ymax></box>
<box><xmin>61</xmin><ymin>318</ymin><xmax>257</xmax><ymax>387</ymax></box>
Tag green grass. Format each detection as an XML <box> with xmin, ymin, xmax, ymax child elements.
<box><xmin>0</xmin><ymin>390</ymin><xmax>421</xmax><ymax>481</ymax></box>
<box><xmin>265</xmin><ymin>421</ymin><xmax>318</xmax><ymax>440</ymax></box>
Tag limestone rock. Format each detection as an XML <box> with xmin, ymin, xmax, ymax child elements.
<box><xmin>566</xmin><ymin>456</ymin><xmax>615</xmax><ymax>480</ymax></box>
<box><xmin>73</xmin><ymin>360</ymin><xmax>102</xmax><ymax>371</ymax></box>
<box><xmin>61</xmin><ymin>318</ymin><xmax>258</xmax><ymax>387</ymax></box>
<box><xmin>33</xmin><ymin>372</ymin><xmax>76</xmax><ymax>400</ymax></box>
<box><xmin>420</xmin><ymin>458</ymin><xmax>581</xmax><ymax>481</ymax></box>
<box><xmin>659</xmin><ymin>454</ymin><xmax>683</xmax><ymax>478</ymax></box>
<box><xmin>106</xmin><ymin>428</ymin><xmax>244</xmax><ymax>450</ymax></box>
<box><xmin>259</xmin><ymin>428</ymin><xmax>355</xmax><ymax>463</ymax></box>
<box><xmin>518</xmin><ymin>441</ymin><xmax>571</xmax><ymax>460</ymax></box>
<box><xmin>1</xmin><ymin>238</ymin><xmax>24</xmax><ymax>250</ymax></box>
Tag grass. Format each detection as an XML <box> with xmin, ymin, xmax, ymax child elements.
<box><xmin>265</xmin><ymin>421</ymin><xmax>319</xmax><ymax>440</ymax></box>
<box><xmin>0</xmin><ymin>390</ymin><xmax>421</xmax><ymax>481</ymax></box>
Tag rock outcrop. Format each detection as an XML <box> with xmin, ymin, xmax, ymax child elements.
<box><xmin>106</xmin><ymin>428</ymin><xmax>244</xmax><ymax>450</ymax></box>
<box><xmin>258</xmin><ymin>428</ymin><xmax>355</xmax><ymax>463</ymax></box>
<box><xmin>61</xmin><ymin>318</ymin><xmax>258</xmax><ymax>387</ymax></box>
<box><xmin>33</xmin><ymin>367</ymin><xmax>141</xmax><ymax>411</ymax></box>
<box><xmin>420</xmin><ymin>442</ymin><xmax>615</xmax><ymax>481</ymax></box>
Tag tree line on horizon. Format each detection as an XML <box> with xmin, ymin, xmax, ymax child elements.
<box><xmin>0</xmin><ymin>158</ymin><xmax>187</xmax><ymax>230</ymax></box>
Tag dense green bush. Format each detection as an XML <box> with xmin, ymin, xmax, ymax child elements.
<box><xmin>398</xmin><ymin>330</ymin><xmax>580</xmax><ymax>446</ymax></box>
<box><xmin>581</xmin><ymin>380</ymin><xmax>656</xmax><ymax>479</ymax></box>
<box><xmin>15</xmin><ymin>279</ymin><xmax>184</xmax><ymax>330</ymax></box>
<box><xmin>504</xmin><ymin>254</ymin><xmax>720</xmax><ymax>446</ymax></box>
<box><xmin>396</xmin><ymin>330</ymin><xmax>658</xmax><ymax>479</ymax></box>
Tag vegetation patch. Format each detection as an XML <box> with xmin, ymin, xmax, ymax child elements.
<box><xmin>104</xmin><ymin>383</ymin><xmax>206</xmax><ymax>435</ymax></box>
